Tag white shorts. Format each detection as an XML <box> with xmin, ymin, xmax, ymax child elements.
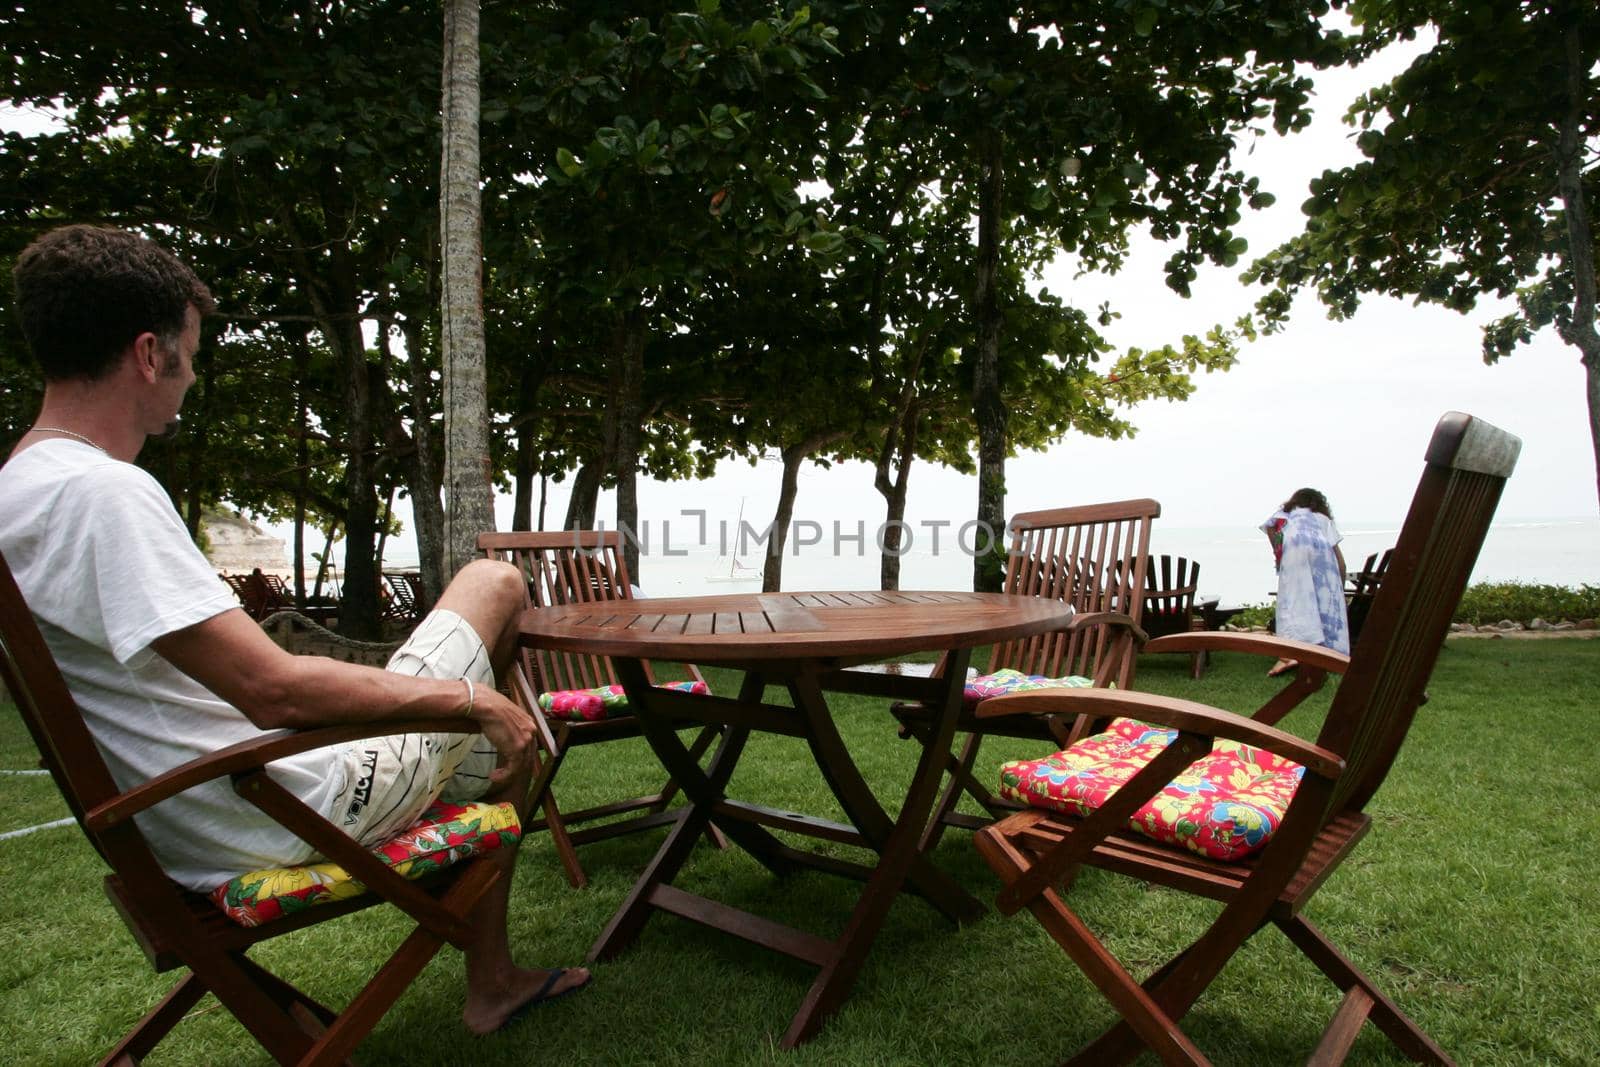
<box><xmin>325</xmin><ymin>609</ymin><xmax>502</xmax><ymax>847</ymax></box>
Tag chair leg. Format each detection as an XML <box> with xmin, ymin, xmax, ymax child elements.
<box><xmin>977</xmin><ymin>823</ymin><xmax>1211</xmax><ymax>1066</ymax></box>
<box><xmin>525</xmin><ymin>741</ymin><xmax>586</xmax><ymax>888</ymax></box>
<box><xmin>98</xmin><ymin>971</ymin><xmax>209</xmax><ymax>1066</ymax></box>
<box><xmin>179</xmin><ymin>947</ymin><xmax>320</xmax><ymax>1065</ymax></box>
<box><xmin>1278</xmin><ymin>915</ymin><xmax>1455</xmax><ymax>1065</ymax></box>
<box><xmin>301</xmin><ymin>922</ymin><xmax>449</xmax><ymax>1065</ymax></box>
<box><xmin>540</xmin><ymin>788</ymin><xmax>587</xmax><ymax>889</ymax></box>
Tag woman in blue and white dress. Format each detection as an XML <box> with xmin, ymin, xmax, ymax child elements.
<box><xmin>1261</xmin><ymin>488</ymin><xmax>1349</xmax><ymax>677</ymax></box>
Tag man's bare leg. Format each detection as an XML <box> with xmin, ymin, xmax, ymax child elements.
<box><xmin>432</xmin><ymin>559</ymin><xmax>527</xmax><ymax>682</ymax></box>
<box><xmin>459</xmin><ymin>759</ymin><xmax>591</xmax><ymax>1035</ymax></box>
<box><xmin>432</xmin><ymin>559</ymin><xmax>591</xmax><ymax>1033</ymax></box>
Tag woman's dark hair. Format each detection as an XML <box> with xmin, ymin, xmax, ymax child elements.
<box><xmin>11</xmin><ymin>224</ymin><xmax>214</xmax><ymax>382</ymax></box>
<box><xmin>1282</xmin><ymin>487</ymin><xmax>1333</xmax><ymax>519</ymax></box>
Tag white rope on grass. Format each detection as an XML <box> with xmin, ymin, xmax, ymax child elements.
<box><xmin>0</xmin><ymin>817</ymin><xmax>75</xmax><ymax>842</ymax></box>
<box><xmin>0</xmin><ymin>769</ymin><xmax>49</xmax><ymax>776</ymax></box>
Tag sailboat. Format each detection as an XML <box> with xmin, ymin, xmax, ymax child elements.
<box><xmin>707</xmin><ymin>497</ymin><xmax>762</xmax><ymax>584</ymax></box>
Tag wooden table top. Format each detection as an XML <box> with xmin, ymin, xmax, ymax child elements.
<box><xmin>517</xmin><ymin>589</ymin><xmax>1074</xmax><ymax>664</ymax></box>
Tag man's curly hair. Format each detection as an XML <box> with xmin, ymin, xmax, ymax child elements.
<box><xmin>12</xmin><ymin>225</ymin><xmax>215</xmax><ymax>381</ymax></box>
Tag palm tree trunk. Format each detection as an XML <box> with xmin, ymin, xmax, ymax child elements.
<box><xmin>439</xmin><ymin>0</ymin><xmax>495</xmax><ymax>577</ymax></box>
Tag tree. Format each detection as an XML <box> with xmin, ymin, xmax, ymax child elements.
<box><xmin>1248</xmin><ymin>2</ymin><xmax>1600</xmax><ymax>509</ymax></box>
<box><xmin>865</xmin><ymin>1</ymin><xmax>1341</xmax><ymax>588</ymax></box>
<box><xmin>0</xmin><ymin>0</ymin><xmax>456</xmax><ymax>636</ymax></box>
<box><xmin>440</xmin><ymin>0</ymin><xmax>495</xmax><ymax>577</ymax></box>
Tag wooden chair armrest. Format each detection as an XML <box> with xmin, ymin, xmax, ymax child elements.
<box><xmin>85</xmin><ymin>716</ymin><xmax>482</xmax><ymax>831</ymax></box>
<box><xmin>507</xmin><ymin>662</ymin><xmax>562</xmax><ymax>754</ymax></box>
<box><xmin>974</xmin><ymin>688</ymin><xmax>1344</xmax><ymax>779</ymax></box>
<box><xmin>1144</xmin><ymin>632</ymin><xmax>1351</xmax><ymax>674</ymax></box>
<box><xmin>1067</xmin><ymin>610</ymin><xmax>1149</xmax><ymax>646</ymax></box>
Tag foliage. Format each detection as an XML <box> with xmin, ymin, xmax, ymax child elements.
<box><xmin>1246</xmin><ymin>1</ymin><xmax>1600</xmax><ymax>506</ymax></box>
<box><xmin>1229</xmin><ymin>581</ymin><xmax>1600</xmax><ymax>630</ymax></box>
<box><xmin>0</xmin><ymin>1</ymin><xmax>1363</xmax><ymax>593</ymax></box>
<box><xmin>1452</xmin><ymin>581</ymin><xmax>1600</xmax><ymax>626</ymax></box>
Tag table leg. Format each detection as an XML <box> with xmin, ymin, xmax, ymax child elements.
<box><xmin>781</xmin><ymin>646</ymin><xmax>983</xmax><ymax>1048</ymax></box>
<box><xmin>589</xmin><ymin>661</ymin><xmax>795</xmax><ymax>963</ymax></box>
<box><xmin>786</xmin><ymin>665</ymin><xmax>982</xmax><ymax>924</ymax></box>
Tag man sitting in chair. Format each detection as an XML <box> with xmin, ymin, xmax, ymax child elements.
<box><xmin>0</xmin><ymin>225</ymin><xmax>589</xmax><ymax>1033</ymax></box>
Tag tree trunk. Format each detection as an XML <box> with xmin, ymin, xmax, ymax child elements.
<box><xmin>611</xmin><ymin>316</ymin><xmax>646</xmax><ymax>580</ymax></box>
<box><xmin>1555</xmin><ymin>23</ymin><xmax>1600</xmax><ymax>512</ymax></box>
<box><xmin>875</xmin><ymin>399</ymin><xmax>919</xmax><ymax>591</ymax></box>
<box><xmin>762</xmin><ymin>443</ymin><xmax>807</xmax><ymax>593</ymax></box>
<box><xmin>291</xmin><ymin>331</ymin><xmax>310</xmax><ymax>607</ymax></box>
<box><xmin>511</xmin><ymin>360</ymin><xmax>542</xmax><ymax>531</ymax></box>
<box><xmin>439</xmin><ymin>0</ymin><xmax>495</xmax><ymax>578</ymax></box>
<box><xmin>761</xmin><ymin>432</ymin><xmax>842</xmax><ymax>593</ymax></box>
<box><xmin>333</xmin><ymin>313</ymin><xmax>381</xmax><ymax>639</ymax></box>
<box><xmin>182</xmin><ymin>347</ymin><xmax>212</xmax><ymax>539</ymax></box>
<box><xmin>564</xmin><ymin>462</ymin><xmax>602</xmax><ymax>530</ymax></box>
<box><xmin>970</xmin><ymin>129</ymin><xmax>1007</xmax><ymax>591</ymax></box>
<box><xmin>538</xmin><ymin>469</ymin><xmax>548</xmax><ymax>531</ymax></box>
<box><xmin>400</xmin><ymin>318</ymin><xmax>446</xmax><ymax>609</ymax></box>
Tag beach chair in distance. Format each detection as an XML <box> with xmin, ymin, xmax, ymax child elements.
<box><xmin>1346</xmin><ymin>547</ymin><xmax>1395</xmax><ymax>643</ymax></box>
<box><xmin>1140</xmin><ymin>554</ymin><xmax>1205</xmax><ymax>678</ymax></box>
<box><xmin>972</xmin><ymin>412</ymin><xmax>1518</xmax><ymax>1065</ymax></box>
<box><xmin>891</xmin><ymin>499</ymin><xmax>1159</xmax><ymax>852</ymax></box>
<box><xmin>380</xmin><ymin>570</ymin><xmax>422</xmax><ymax>626</ymax></box>
<box><xmin>0</xmin><ymin>549</ymin><xmax>522</xmax><ymax>1066</ymax></box>
<box><xmin>479</xmin><ymin>529</ymin><xmax>725</xmax><ymax>889</ymax></box>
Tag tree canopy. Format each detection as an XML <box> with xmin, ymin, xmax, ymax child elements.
<box><xmin>1</xmin><ymin>0</ymin><xmax>1357</xmax><ymax>607</ymax></box>
<box><xmin>1248</xmin><ymin>1</ymin><xmax>1600</xmax><ymax>508</ymax></box>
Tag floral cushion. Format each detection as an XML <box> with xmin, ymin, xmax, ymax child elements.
<box><xmin>209</xmin><ymin>799</ymin><xmax>521</xmax><ymax>927</ymax></box>
<box><xmin>998</xmin><ymin>717</ymin><xmax>1304</xmax><ymax>862</ymax></box>
<box><xmin>964</xmin><ymin>667</ymin><xmax>1093</xmax><ymax>707</ymax></box>
<box><xmin>538</xmin><ymin>680</ymin><xmax>709</xmax><ymax>722</ymax></box>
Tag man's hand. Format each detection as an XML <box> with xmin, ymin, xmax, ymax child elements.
<box><xmin>463</xmin><ymin>685</ymin><xmax>538</xmax><ymax>787</ymax></box>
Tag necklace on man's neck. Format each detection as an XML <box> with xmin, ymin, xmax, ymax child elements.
<box><xmin>33</xmin><ymin>426</ymin><xmax>108</xmax><ymax>455</ymax></box>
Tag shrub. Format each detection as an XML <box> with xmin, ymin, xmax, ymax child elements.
<box><xmin>1452</xmin><ymin>582</ymin><xmax>1600</xmax><ymax>626</ymax></box>
<box><xmin>1220</xmin><ymin>582</ymin><xmax>1600</xmax><ymax>631</ymax></box>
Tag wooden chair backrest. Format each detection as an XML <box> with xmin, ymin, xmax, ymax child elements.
<box><xmin>1144</xmin><ymin>554</ymin><xmax>1199</xmax><ymax>616</ymax></box>
<box><xmin>1317</xmin><ymin>413</ymin><xmax>1519</xmax><ymax>816</ymax></box>
<box><xmin>0</xmin><ymin>548</ymin><xmax>167</xmax><ymax>879</ymax></box>
<box><xmin>1348</xmin><ymin>548</ymin><xmax>1394</xmax><ymax>597</ymax></box>
<box><xmin>478</xmin><ymin>530</ymin><xmax>657</xmax><ymax>693</ymax></box>
<box><xmin>989</xmin><ymin>498</ymin><xmax>1159</xmax><ymax>689</ymax></box>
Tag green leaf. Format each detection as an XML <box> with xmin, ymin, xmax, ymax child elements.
<box><xmin>555</xmin><ymin>146</ymin><xmax>581</xmax><ymax>178</ymax></box>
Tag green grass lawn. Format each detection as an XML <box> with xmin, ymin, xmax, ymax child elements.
<box><xmin>2</xmin><ymin>639</ymin><xmax>1597</xmax><ymax>1065</ymax></box>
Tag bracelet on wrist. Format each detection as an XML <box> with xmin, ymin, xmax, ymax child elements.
<box><xmin>462</xmin><ymin>677</ymin><xmax>476</xmax><ymax>718</ymax></box>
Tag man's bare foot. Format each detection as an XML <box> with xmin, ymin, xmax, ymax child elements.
<box><xmin>464</xmin><ymin>966</ymin><xmax>592</xmax><ymax>1036</ymax></box>
<box><xmin>1267</xmin><ymin>658</ymin><xmax>1297</xmax><ymax>678</ymax></box>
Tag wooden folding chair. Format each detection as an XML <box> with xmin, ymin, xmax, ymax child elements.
<box><xmin>0</xmin><ymin>548</ymin><xmax>516</xmax><ymax>1066</ymax></box>
<box><xmin>479</xmin><ymin>530</ymin><xmax>724</xmax><ymax>889</ymax></box>
<box><xmin>380</xmin><ymin>570</ymin><xmax>422</xmax><ymax>626</ymax></box>
<box><xmin>1346</xmin><ymin>547</ymin><xmax>1395</xmax><ymax>643</ymax></box>
<box><xmin>973</xmin><ymin>412</ymin><xmax>1518</xmax><ymax>1065</ymax></box>
<box><xmin>892</xmin><ymin>499</ymin><xmax>1160</xmax><ymax>851</ymax></box>
<box><xmin>1140</xmin><ymin>554</ymin><xmax>1206</xmax><ymax>678</ymax></box>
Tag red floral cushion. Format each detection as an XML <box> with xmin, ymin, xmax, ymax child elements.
<box><xmin>209</xmin><ymin>799</ymin><xmax>521</xmax><ymax>927</ymax></box>
<box><xmin>998</xmin><ymin>718</ymin><xmax>1304</xmax><ymax>861</ymax></box>
<box><xmin>538</xmin><ymin>679</ymin><xmax>709</xmax><ymax>722</ymax></box>
<box><xmin>963</xmin><ymin>668</ymin><xmax>1093</xmax><ymax>708</ymax></box>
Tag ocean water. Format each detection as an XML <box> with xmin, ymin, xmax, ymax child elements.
<box><xmin>588</xmin><ymin>517</ymin><xmax>1598</xmax><ymax>606</ymax></box>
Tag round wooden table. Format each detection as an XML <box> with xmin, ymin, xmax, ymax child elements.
<box><xmin>519</xmin><ymin>590</ymin><xmax>1075</xmax><ymax>1047</ymax></box>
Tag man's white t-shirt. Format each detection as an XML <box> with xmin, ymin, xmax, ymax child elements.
<box><xmin>0</xmin><ymin>440</ymin><xmax>342</xmax><ymax>890</ymax></box>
